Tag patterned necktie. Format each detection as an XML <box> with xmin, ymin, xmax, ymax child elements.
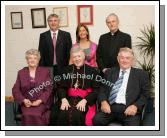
<box><xmin>109</xmin><ymin>70</ymin><xmax>126</xmax><ymax>105</ymax></box>
<box><xmin>53</xmin><ymin>33</ymin><xmax>56</xmax><ymax>65</ymax></box>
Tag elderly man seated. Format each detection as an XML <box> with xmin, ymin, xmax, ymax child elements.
<box><xmin>93</xmin><ymin>47</ymin><xmax>150</xmax><ymax>126</ymax></box>
<box><xmin>50</xmin><ymin>46</ymin><xmax>99</xmax><ymax>126</ymax></box>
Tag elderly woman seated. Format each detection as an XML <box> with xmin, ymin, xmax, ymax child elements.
<box><xmin>12</xmin><ymin>49</ymin><xmax>53</xmax><ymax>126</ymax></box>
<box><xmin>50</xmin><ymin>46</ymin><xmax>99</xmax><ymax>126</ymax></box>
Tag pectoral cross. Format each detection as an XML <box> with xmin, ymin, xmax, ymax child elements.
<box><xmin>74</xmin><ymin>79</ymin><xmax>79</xmax><ymax>89</ymax></box>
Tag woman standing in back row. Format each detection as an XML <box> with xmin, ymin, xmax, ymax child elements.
<box><xmin>70</xmin><ymin>24</ymin><xmax>97</xmax><ymax>68</ymax></box>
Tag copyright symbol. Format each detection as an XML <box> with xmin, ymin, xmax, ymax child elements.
<box><xmin>54</xmin><ymin>75</ymin><xmax>61</xmax><ymax>82</ymax></box>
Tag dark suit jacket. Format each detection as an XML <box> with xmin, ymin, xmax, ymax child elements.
<box><xmin>96</xmin><ymin>30</ymin><xmax>131</xmax><ymax>71</ymax></box>
<box><xmin>98</xmin><ymin>67</ymin><xmax>150</xmax><ymax>112</ymax></box>
<box><xmin>38</xmin><ymin>29</ymin><xmax>72</xmax><ymax>69</ymax></box>
<box><xmin>12</xmin><ymin>67</ymin><xmax>53</xmax><ymax>109</ymax></box>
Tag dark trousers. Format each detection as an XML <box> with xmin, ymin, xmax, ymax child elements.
<box><xmin>93</xmin><ymin>103</ymin><xmax>141</xmax><ymax>126</ymax></box>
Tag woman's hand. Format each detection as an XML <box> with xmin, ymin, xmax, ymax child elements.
<box><xmin>23</xmin><ymin>99</ymin><xmax>32</xmax><ymax>108</ymax></box>
<box><xmin>31</xmin><ymin>99</ymin><xmax>42</xmax><ymax>107</ymax></box>
<box><xmin>60</xmin><ymin>98</ymin><xmax>71</xmax><ymax>110</ymax></box>
<box><xmin>76</xmin><ymin>99</ymin><xmax>87</xmax><ymax>112</ymax></box>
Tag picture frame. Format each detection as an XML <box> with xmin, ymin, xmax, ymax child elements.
<box><xmin>77</xmin><ymin>5</ymin><xmax>93</xmax><ymax>25</ymax></box>
<box><xmin>31</xmin><ymin>8</ymin><xmax>47</xmax><ymax>28</ymax></box>
<box><xmin>10</xmin><ymin>12</ymin><xmax>23</xmax><ymax>29</ymax></box>
<box><xmin>53</xmin><ymin>7</ymin><xmax>68</xmax><ymax>27</ymax></box>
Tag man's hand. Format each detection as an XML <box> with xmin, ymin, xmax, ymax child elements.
<box><xmin>60</xmin><ymin>98</ymin><xmax>71</xmax><ymax>110</ymax></box>
<box><xmin>124</xmin><ymin>105</ymin><xmax>137</xmax><ymax>116</ymax></box>
<box><xmin>101</xmin><ymin>100</ymin><xmax>111</xmax><ymax>114</ymax></box>
<box><xmin>23</xmin><ymin>99</ymin><xmax>32</xmax><ymax>108</ymax></box>
<box><xmin>32</xmin><ymin>99</ymin><xmax>42</xmax><ymax>107</ymax></box>
<box><xmin>76</xmin><ymin>99</ymin><xmax>87</xmax><ymax>112</ymax></box>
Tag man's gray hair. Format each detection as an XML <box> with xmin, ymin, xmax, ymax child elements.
<box><xmin>47</xmin><ymin>14</ymin><xmax>59</xmax><ymax>21</ymax></box>
<box><xmin>106</xmin><ymin>13</ymin><xmax>119</xmax><ymax>22</ymax></box>
<box><xmin>70</xmin><ymin>46</ymin><xmax>85</xmax><ymax>58</ymax></box>
<box><xmin>118</xmin><ymin>47</ymin><xmax>134</xmax><ymax>57</ymax></box>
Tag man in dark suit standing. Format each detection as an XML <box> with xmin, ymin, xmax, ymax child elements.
<box><xmin>96</xmin><ymin>13</ymin><xmax>131</xmax><ymax>74</ymax></box>
<box><xmin>93</xmin><ymin>47</ymin><xmax>150</xmax><ymax>126</ymax></box>
<box><xmin>38</xmin><ymin>14</ymin><xmax>72</xmax><ymax>75</ymax></box>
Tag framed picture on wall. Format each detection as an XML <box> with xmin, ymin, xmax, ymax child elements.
<box><xmin>53</xmin><ymin>7</ymin><xmax>68</xmax><ymax>27</ymax></box>
<box><xmin>31</xmin><ymin>8</ymin><xmax>47</xmax><ymax>28</ymax></box>
<box><xmin>77</xmin><ymin>5</ymin><xmax>93</xmax><ymax>25</ymax></box>
<box><xmin>10</xmin><ymin>12</ymin><xmax>23</xmax><ymax>29</ymax></box>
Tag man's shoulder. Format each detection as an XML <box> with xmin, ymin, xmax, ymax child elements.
<box><xmin>118</xmin><ymin>30</ymin><xmax>131</xmax><ymax>37</ymax></box>
<box><xmin>40</xmin><ymin>30</ymin><xmax>50</xmax><ymax>36</ymax></box>
<box><xmin>106</xmin><ymin>67</ymin><xmax>119</xmax><ymax>74</ymax></box>
<box><xmin>85</xmin><ymin>64</ymin><xmax>97</xmax><ymax>71</ymax></box>
<box><xmin>131</xmin><ymin>67</ymin><xmax>148</xmax><ymax>76</ymax></box>
<box><xmin>100</xmin><ymin>32</ymin><xmax>111</xmax><ymax>38</ymax></box>
<box><xmin>58</xmin><ymin>29</ymin><xmax>70</xmax><ymax>35</ymax></box>
<box><xmin>131</xmin><ymin>67</ymin><xmax>143</xmax><ymax>72</ymax></box>
<box><xmin>62</xmin><ymin>65</ymin><xmax>73</xmax><ymax>72</ymax></box>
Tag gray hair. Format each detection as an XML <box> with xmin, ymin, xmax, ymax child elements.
<box><xmin>70</xmin><ymin>46</ymin><xmax>85</xmax><ymax>58</ymax></box>
<box><xmin>118</xmin><ymin>47</ymin><xmax>134</xmax><ymax>57</ymax></box>
<box><xmin>25</xmin><ymin>49</ymin><xmax>41</xmax><ymax>60</ymax></box>
<box><xmin>47</xmin><ymin>14</ymin><xmax>59</xmax><ymax>22</ymax></box>
<box><xmin>106</xmin><ymin>13</ymin><xmax>119</xmax><ymax>22</ymax></box>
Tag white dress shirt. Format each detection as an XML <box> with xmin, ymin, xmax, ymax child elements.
<box><xmin>115</xmin><ymin>68</ymin><xmax>131</xmax><ymax>105</ymax></box>
<box><xmin>51</xmin><ymin>29</ymin><xmax>59</xmax><ymax>40</ymax></box>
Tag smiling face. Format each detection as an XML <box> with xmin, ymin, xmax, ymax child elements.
<box><xmin>26</xmin><ymin>54</ymin><xmax>39</xmax><ymax>68</ymax></box>
<box><xmin>71</xmin><ymin>50</ymin><xmax>85</xmax><ymax>68</ymax></box>
<box><xmin>117</xmin><ymin>51</ymin><xmax>134</xmax><ymax>70</ymax></box>
<box><xmin>76</xmin><ymin>24</ymin><xmax>89</xmax><ymax>43</ymax></box>
<box><xmin>78</xmin><ymin>26</ymin><xmax>88</xmax><ymax>40</ymax></box>
<box><xmin>106</xmin><ymin>15</ymin><xmax>119</xmax><ymax>33</ymax></box>
<box><xmin>48</xmin><ymin>16</ymin><xmax>60</xmax><ymax>31</ymax></box>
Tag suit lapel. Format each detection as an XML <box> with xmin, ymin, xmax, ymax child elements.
<box><xmin>108</xmin><ymin>68</ymin><xmax>120</xmax><ymax>92</ymax></box>
<box><xmin>126</xmin><ymin>68</ymin><xmax>136</xmax><ymax>96</ymax></box>
<box><xmin>46</xmin><ymin>30</ymin><xmax>53</xmax><ymax>51</ymax></box>
<box><xmin>112</xmin><ymin>68</ymin><xmax>120</xmax><ymax>83</ymax></box>
<box><xmin>56</xmin><ymin>30</ymin><xmax>62</xmax><ymax>46</ymax></box>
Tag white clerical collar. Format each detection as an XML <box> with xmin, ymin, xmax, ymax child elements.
<box><xmin>111</xmin><ymin>32</ymin><xmax>114</xmax><ymax>36</ymax></box>
<box><xmin>111</xmin><ymin>29</ymin><xmax>119</xmax><ymax>36</ymax></box>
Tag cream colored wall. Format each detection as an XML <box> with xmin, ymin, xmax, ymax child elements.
<box><xmin>5</xmin><ymin>5</ymin><xmax>155</xmax><ymax>96</ymax></box>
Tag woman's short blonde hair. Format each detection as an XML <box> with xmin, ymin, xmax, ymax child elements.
<box><xmin>25</xmin><ymin>49</ymin><xmax>41</xmax><ymax>60</ymax></box>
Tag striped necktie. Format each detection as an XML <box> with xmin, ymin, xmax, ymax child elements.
<box><xmin>108</xmin><ymin>70</ymin><xmax>126</xmax><ymax>105</ymax></box>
